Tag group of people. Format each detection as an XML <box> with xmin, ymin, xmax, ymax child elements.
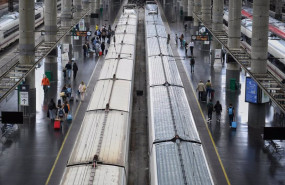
<box><xmin>47</xmin><ymin>98</ymin><xmax>70</xmax><ymax>122</ymax></box>
<box><xmin>63</xmin><ymin>61</ymin><xmax>78</xmax><ymax>80</ymax></box>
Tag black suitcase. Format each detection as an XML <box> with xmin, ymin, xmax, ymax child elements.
<box><xmin>201</xmin><ymin>91</ymin><xmax>207</xmax><ymax>102</ymax></box>
<box><xmin>69</xmin><ymin>96</ymin><xmax>74</xmax><ymax>102</ymax></box>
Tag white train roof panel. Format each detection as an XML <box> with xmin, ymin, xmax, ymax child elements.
<box><xmin>147</xmin><ymin>37</ymin><xmax>160</xmax><ymax>56</ymax></box>
<box><xmin>145</xmin><ymin>14</ymin><xmax>163</xmax><ymax>24</ymax></box>
<box><xmin>105</xmin><ymin>44</ymin><xmax>135</xmax><ymax>61</ymax></box>
<box><xmin>146</xmin><ymin>25</ymin><xmax>167</xmax><ymax>38</ymax></box>
<box><xmin>149</xmin><ymin>86</ymin><xmax>200</xmax><ymax>142</ymax></box>
<box><xmin>68</xmin><ymin>111</ymin><xmax>129</xmax><ymax>166</ymax></box>
<box><xmin>60</xmin><ymin>164</ymin><xmax>126</xmax><ymax>185</ymax></box>
<box><xmin>148</xmin><ymin>56</ymin><xmax>166</xmax><ymax>86</ymax></box>
<box><xmin>110</xmin><ymin>80</ymin><xmax>132</xmax><ymax>112</ymax></box>
<box><xmin>152</xmin><ymin>142</ymin><xmax>213</xmax><ymax>185</ymax></box>
<box><xmin>88</xmin><ymin>80</ymin><xmax>131</xmax><ymax>112</ymax></box>
<box><xmin>117</xmin><ymin>18</ymin><xmax>137</xmax><ymax>26</ymax></box>
<box><xmin>116</xmin><ymin>25</ymin><xmax>137</xmax><ymax>34</ymax></box>
<box><xmin>113</xmin><ymin>34</ymin><xmax>136</xmax><ymax>45</ymax></box>
<box><xmin>99</xmin><ymin>59</ymin><xmax>133</xmax><ymax>81</ymax></box>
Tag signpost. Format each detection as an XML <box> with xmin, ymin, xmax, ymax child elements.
<box><xmin>75</xmin><ymin>31</ymin><xmax>92</xmax><ymax>37</ymax></box>
<box><xmin>191</xmin><ymin>35</ymin><xmax>209</xmax><ymax>41</ymax></box>
<box><xmin>19</xmin><ymin>85</ymin><xmax>29</xmax><ymax>106</ymax></box>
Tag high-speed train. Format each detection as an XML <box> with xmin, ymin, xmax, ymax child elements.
<box><xmin>223</xmin><ymin>9</ymin><xmax>285</xmax><ymax>80</ymax></box>
<box><xmin>145</xmin><ymin>2</ymin><xmax>213</xmax><ymax>185</ymax></box>
<box><xmin>0</xmin><ymin>0</ymin><xmax>61</xmax><ymax>50</ymax></box>
<box><xmin>59</xmin><ymin>5</ymin><xmax>137</xmax><ymax>185</ymax></box>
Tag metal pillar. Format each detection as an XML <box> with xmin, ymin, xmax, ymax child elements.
<box><xmin>61</xmin><ymin>0</ymin><xmax>73</xmax><ymax>60</ymax></box>
<box><xmin>83</xmin><ymin>0</ymin><xmax>90</xmax><ymax>30</ymax></box>
<box><xmin>19</xmin><ymin>0</ymin><xmax>36</xmax><ymax>115</ymax></box>
<box><xmin>188</xmin><ymin>0</ymin><xmax>193</xmax><ymax>17</ymax></box>
<box><xmin>248</xmin><ymin>0</ymin><xmax>269</xmax><ymax>128</ymax></box>
<box><xmin>183</xmin><ymin>0</ymin><xmax>188</xmax><ymax>17</ymax></box>
<box><xmin>44</xmin><ymin>0</ymin><xmax>58</xmax><ymax>82</ymax></box>
<box><xmin>193</xmin><ymin>0</ymin><xmax>201</xmax><ymax>26</ymax></box>
<box><xmin>211</xmin><ymin>0</ymin><xmax>223</xmax><ymax>65</ymax></box>
<box><xmin>73</xmin><ymin>0</ymin><xmax>83</xmax><ymax>47</ymax></box>
<box><xmin>226</xmin><ymin>0</ymin><xmax>241</xmax><ymax>88</ymax></box>
<box><xmin>90</xmin><ymin>0</ymin><xmax>96</xmax><ymax>25</ymax></box>
<box><xmin>275</xmin><ymin>0</ymin><xmax>283</xmax><ymax>20</ymax></box>
<box><xmin>201</xmin><ymin>0</ymin><xmax>211</xmax><ymax>24</ymax></box>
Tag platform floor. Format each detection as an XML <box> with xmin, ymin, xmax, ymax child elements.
<box><xmin>162</xmin><ymin>1</ymin><xmax>285</xmax><ymax>185</ymax></box>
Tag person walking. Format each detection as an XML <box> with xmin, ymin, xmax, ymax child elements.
<box><xmin>57</xmin><ymin>105</ymin><xmax>65</xmax><ymax>122</ymax></box>
<box><xmin>73</xmin><ymin>62</ymin><xmax>78</xmax><ymax>80</ymax></box>
<box><xmin>48</xmin><ymin>99</ymin><xmax>56</xmax><ymax>121</ymax></box>
<box><xmin>78</xmin><ymin>81</ymin><xmax>87</xmax><ymax>101</ymax></box>
<box><xmin>179</xmin><ymin>34</ymin><xmax>184</xmax><ymax>47</ymax></box>
<box><xmin>228</xmin><ymin>104</ymin><xmax>235</xmax><ymax>127</ymax></box>
<box><xmin>83</xmin><ymin>42</ymin><xmax>89</xmax><ymax>57</ymax></box>
<box><xmin>207</xmin><ymin>100</ymin><xmax>214</xmax><ymax>122</ymax></box>
<box><xmin>196</xmin><ymin>80</ymin><xmax>206</xmax><ymax>101</ymax></box>
<box><xmin>63</xmin><ymin>101</ymin><xmax>70</xmax><ymax>119</ymax></box>
<box><xmin>185</xmin><ymin>41</ymin><xmax>188</xmax><ymax>56</ymax></box>
<box><xmin>41</xmin><ymin>75</ymin><xmax>50</xmax><ymax>94</ymax></box>
<box><xmin>101</xmin><ymin>42</ymin><xmax>105</xmax><ymax>55</ymax></box>
<box><xmin>214</xmin><ymin>101</ymin><xmax>222</xmax><ymax>122</ymax></box>
<box><xmin>167</xmin><ymin>33</ymin><xmax>170</xmax><ymax>45</ymax></box>
<box><xmin>65</xmin><ymin>61</ymin><xmax>72</xmax><ymax>79</ymax></box>
<box><xmin>175</xmin><ymin>34</ymin><xmax>178</xmax><ymax>45</ymax></box>
<box><xmin>205</xmin><ymin>80</ymin><xmax>212</xmax><ymax>98</ymax></box>
<box><xmin>190</xmin><ymin>57</ymin><xmax>195</xmax><ymax>73</ymax></box>
<box><xmin>189</xmin><ymin>40</ymin><xmax>194</xmax><ymax>56</ymax></box>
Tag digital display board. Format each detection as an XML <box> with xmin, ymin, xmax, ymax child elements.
<box><xmin>245</xmin><ymin>77</ymin><xmax>258</xmax><ymax>103</ymax></box>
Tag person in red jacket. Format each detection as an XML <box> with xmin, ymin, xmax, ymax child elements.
<box><xmin>41</xmin><ymin>75</ymin><xmax>50</xmax><ymax>93</ymax></box>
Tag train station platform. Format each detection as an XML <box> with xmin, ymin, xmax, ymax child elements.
<box><xmin>0</xmin><ymin>2</ymin><xmax>121</xmax><ymax>185</ymax></box>
<box><xmin>161</xmin><ymin>1</ymin><xmax>285</xmax><ymax>185</ymax></box>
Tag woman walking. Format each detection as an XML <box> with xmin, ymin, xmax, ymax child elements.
<box><xmin>48</xmin><ymin>99</ymin><xmax>56</xmax><ymax>121</ymax></box>
<box><xmin>78</xmin><ymin>81</ymin><xmax>87</xmax><ymax>101</ymax></box>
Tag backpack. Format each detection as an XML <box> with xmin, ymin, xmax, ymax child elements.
<box><xmin>228</xmin><ymin>107</ymin><xmax>233</xmax><ymax>115</ymax></box>
<box><xmin>58</xmin><ymin>108</ymin><xmax>64</xmax><ymax>117</ymax></box>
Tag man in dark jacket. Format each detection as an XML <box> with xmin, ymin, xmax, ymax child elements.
<box><xmin>73</xmin><ymin>62</ymin><xmax>78</xmax><ymax>80</ymax></box>
<box><xmin>65</xmin><ymin>61</ymin><xmax>72</xmax><ymax>79</ymax></box>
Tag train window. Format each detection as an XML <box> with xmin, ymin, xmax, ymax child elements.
<box><xmin>3</xmin><ymin>25</ymin><xmax>19</xmax><ymax>38</ymax></box>
<box><xmin>35</xmin><ymin>13</ymin><xmax>41</xmax><ymax>20</ymax></box>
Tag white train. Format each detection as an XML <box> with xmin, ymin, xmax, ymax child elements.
<box><xmin>60</xmin><ymin>6</ymin><xmax>137</xmax><ymax>185</ymax></box>
<box><xmin>0</xmin><ymin>0</ymin><xmax>61</xmax><ymax>50</ymax></box>
<box><xmin>223</xmin><ymin>9</ymin><xmax>285</xmax><ymax>80</ymax></box>
<box><xmin>145</xmin><ymin>2</ymin><xmax>214</xmax><ymax>185</ymax></box>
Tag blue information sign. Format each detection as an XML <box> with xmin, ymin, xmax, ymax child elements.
<box><xmin>245</xmin><ymin>77</ymin><xmax>258</xmax><ymax>103</ymax></box>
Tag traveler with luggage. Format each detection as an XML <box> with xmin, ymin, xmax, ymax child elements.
<box><xmin>41</xmin><ymin>75</ymin><xmax>50</xmax><ymax>94</ymax></box>
<box><xmin>207</xmin><ymin>100</ymin><xmax>214</xmax><ymax>122</ymax></box>
<box><xmin>57</xmin><ymin>105</ymin><xmax>65</xmax><ymax>121</ymax></box>
<box><xmin>228</xmin><ymin>104</ymin><xmax>235</xmax><ymax>127</ymax></box>
<box><xmin>214</xmin><ymin>101</ymin><xmax>222</xmax><ymax>122</ymax></box>
<box><xmin>48</xmin><ymin>99</ymin><xmax>56</xmax><ymax>121</ymax></box>
<box><xmin>78</xmin><ymin>81</ymin><xmax>87</xmax><ymax>101</ymax></box>
<box><xmin>196</xmin><ymin>80</ymin><xmax>206</xmax><ymax>101</ymax></box>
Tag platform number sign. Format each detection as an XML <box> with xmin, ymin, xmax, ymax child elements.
<box><xmin>19</xmin><ymin>85</ymin><xmax>29</xmax><ymax>106</ymax></box>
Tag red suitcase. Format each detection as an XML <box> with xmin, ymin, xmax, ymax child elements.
<box><xmin>54</xmin><ymin>119</ymin><xmax>61</xmax><ymax>129</ymax></box>
<box><xmin>99</xmin><ymin>51</ymin><xmax>103</xmax><ymax>56</ymax></box>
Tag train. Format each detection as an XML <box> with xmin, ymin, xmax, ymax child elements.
<box><xmin>145</xmin><ymin>2</ymin><xmax>214</xmax><ymax>185</ymax></box>
<box><xmin>59</xmin><ymin>5</ymin><xmax>137</xmax><ymax>185</ymax></box>
<box><xmin>0</xmin><ymin>0</ymin><xmax>61</xmax><ymax>50</ymax></box>
<box><xmin>223</xmin><ymin>9</ymin><xmax>285</xmax><ymax>81</ymax></box>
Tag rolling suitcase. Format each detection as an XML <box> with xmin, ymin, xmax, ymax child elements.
<box><xmin>69</xmin><ymin>96</ymin><xmax>74</xmax><ymax>102</ymax></box>
<box><xmin>201</xmin><ymin>91</ymin><xmax>207</xmax><ymax>102</ymax></box>
<box><xmin>231</xmin><ymin>121</ymin><xmax>237</xmax><ymax>128</ymax></box>
<box><xmin>54</xmin><ymin>119</ymin><xmax>61</xmax><ymax>129</ymax></box>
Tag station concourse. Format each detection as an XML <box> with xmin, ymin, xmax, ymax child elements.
<box><xmin>0</xmin><ymin>0</ymin><xmax>284</xmax><ymax>185</ymax></box>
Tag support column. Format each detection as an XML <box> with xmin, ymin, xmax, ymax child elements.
<box><xmin>73</xmin><ymin>0</ymin><xmax>83</xmax><ymax>47</ymax></box>
<box><xmin>275</xmin><ymin>0</ymin><xmax>283</xmax><ymax>21</ymax></box>
<box><xmin>211</xmin><ymin>0</ymin><xmax>223</xmax><ymax>65</ymax></box>
<box><xmin>90</xmin><ymin>0</ymin><xmax>96</xmax><ymax>25</ymax></box>
<box><xmin>83</xmin><ymin>0</ymin><xmax>90</xmax><ymax>31</ymax></box>
<box><xmin>19</xmin><ymin>0</ymin><xmax>36</xmax><ymax>115</ymax></box>
<box><xmin>201</xmin><ymin>0</ymin><xmax>211</xmax><ymax>24</ymax></box>
<box><xmin>248</xmin><ymin>0</ymin><xmax>269</xmax><ymax>128</ymax></box>
<box><xmin>44</xmin><ymin>0</ymin><xmax>58</xmax><ymax>82</ymax></box>
<box><xmin>188</xmin><ymin>0</ymin><xmax>193</xmax><ymax>17</ymax></box>
<box><xmin>183</xmin><ymin>0</ymin><xmax>188</xmax><ymax>17</ymax></box>
<box><xmin>226</xmin><ymin>0</ymin><xmax>241</xmax><ymax>88</ymax></box>
<box><xmin>61</xmin><ymin>0</ymin><xmax>73</xmax><ymax>60</ymax></box>
<box><xmin>193</xmin><ymin>0</ymin><xmax>201</xmax><ymax>26</ymax></box>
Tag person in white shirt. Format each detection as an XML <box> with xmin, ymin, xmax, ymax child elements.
<box><xmin>189</xmin><ymin>40</ymin><xmax>194</xmax><ymax>56</ymax></box>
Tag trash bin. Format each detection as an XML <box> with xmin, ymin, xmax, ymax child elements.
<box><xmin>45</xmin><ymin>71</ymin><xmax>52</xmax><ymax>81</ymax></box>
<box><xmin>230</xmin><ymin>78</ymin><xmax>236</xmax><ymax>90</ymax></box>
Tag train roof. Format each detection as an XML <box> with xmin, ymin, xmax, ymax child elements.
<box><xmin>60</xmin><ymin>164</ymin><xmax>126</xmax><ymax>185</ymax></box>
<box><xmin>0</xmin><ymin>12</ymin><xmax>19</xmax><ymax>25</ymax></box>
<box><xmin>151</xmin><ymin>142</ymin><xmax>213</xmax><ymax>185</ymax></box>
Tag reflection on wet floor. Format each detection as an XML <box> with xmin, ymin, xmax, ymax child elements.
<box><xmin>0</xmin><ymin>1</ymin><xmax>121</xmax><ymax>184</ymax></box>
<box><xmin>162</xmin><ymin>1</ymin><xmax>285</xmax><ymax>185</ymax></box>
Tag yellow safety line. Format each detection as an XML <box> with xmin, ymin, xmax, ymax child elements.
<box><xmin>189</xmin><ymin>77</ymin><xmax>231</xmax><ymax>185</ymax></box>
<box><xmin>45</xmin><ymin>58</ymin><xmax>99</xmax><ymax>185</ymax></box>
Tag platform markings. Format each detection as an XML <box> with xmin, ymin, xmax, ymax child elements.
<box><xmin>45</xmin><ymin>58</ymin><xmax>99</xmax><ymax>185</ymax></box>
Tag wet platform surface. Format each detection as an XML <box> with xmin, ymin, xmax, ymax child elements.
<box><xmin>162</xmin><ymin>1</ymin><xmax>285</xmax><ymax>185</ymax></box>
<box><xmin>0</xmin><ymin>1</ymin><xmax>121</xmax><ymax>184</ymax></box>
